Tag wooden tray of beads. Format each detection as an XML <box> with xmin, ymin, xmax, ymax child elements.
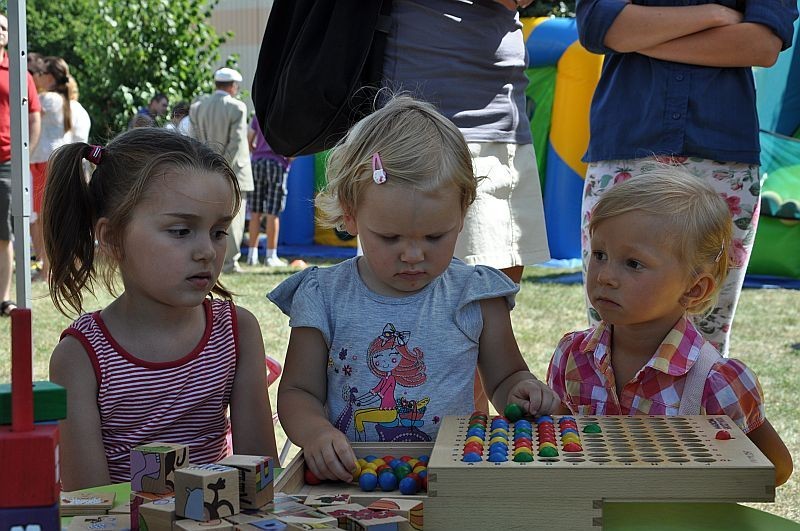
<box><xmin>427</xmin><ymin>415</ymin><xmax>774</xmax><ymax>501</ymax></box>
<box><xmin>275</xmin><ymin>442</ymin><xmax>432</xmax><ymax>505</ymax></box>
<box><xmin>424</xmin><ymin>414</ymin><xmax>774</xmax><ymax>529</ymax></box>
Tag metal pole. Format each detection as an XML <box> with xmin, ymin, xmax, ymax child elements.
<box><xmin>7</xmin><ymin>0</ymin><xmax>32</xmax><ymax>310</ymax></box>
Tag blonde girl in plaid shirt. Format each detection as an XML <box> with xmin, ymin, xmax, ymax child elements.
<box><xmin>547</xmin><ymin>169</ymin><xmax>792</xmax><ymax>486</ymax></box>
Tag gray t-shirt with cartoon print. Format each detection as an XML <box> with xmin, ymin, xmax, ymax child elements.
<box><xmin>268</xmin><ymin>257</ymin><xmax>517</xmax><ymax>443</ymax></box>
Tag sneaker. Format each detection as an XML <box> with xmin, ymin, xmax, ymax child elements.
<box><xmin>265</xmin><ymin>256</ymin><xmax>288</xmax><ymax>267</ymax></box>
<box><xmin>247</xmin><ymin>253</ymin><xmax>259</xmax><ymax>266</ymax></box>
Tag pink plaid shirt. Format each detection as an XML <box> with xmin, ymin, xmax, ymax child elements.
<box><xmin>547</xmin><ymin>316</ymin><xmax>765</xmax><ymax>434</ymax></box>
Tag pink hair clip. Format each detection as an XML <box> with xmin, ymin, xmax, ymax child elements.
<box><xmin>372</xmin><ymin>152</ymin><xmax>387</xmax><ymax>184</ymax></box>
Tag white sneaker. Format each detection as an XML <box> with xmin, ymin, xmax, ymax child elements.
<box><xmin>247</xmin><ymin>253</ymin><xmax>259</xmax><ymax>266</ymax></box>
<box><xmin>265</xmin><ymin>256</ymin><xmax>288</xmax><ymax>267</ymax></box>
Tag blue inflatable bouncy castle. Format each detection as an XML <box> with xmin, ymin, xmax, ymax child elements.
<box><xmin>523</xmin><ymin>18</ymin><xmax>602</xmax><ymax>260</ymax></box>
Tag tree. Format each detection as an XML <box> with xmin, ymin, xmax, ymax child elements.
<box><xmin>24</xmin><ymin>0</ymin><xmax>231</xmax><ymax>140</ymax></box>
<box><xmin>520</xmin><ymin>1</ymin><xmax>576</xmax><ymax>18</ymax></box>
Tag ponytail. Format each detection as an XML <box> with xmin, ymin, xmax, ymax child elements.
<box><xmin>42</xmin><ymin>143</ymin><xmax>98</xmax><ymax>316</ymax></box>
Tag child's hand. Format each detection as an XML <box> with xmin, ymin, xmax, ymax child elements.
<box><xmin>302</xmin><ymin>426</ymin><xmax>358</xmax><ymax>483</ymax></box>
<box><xmin>508</xmin><ymin>378</ymin><xmax>562</xmax><ymax>416</ymax></box>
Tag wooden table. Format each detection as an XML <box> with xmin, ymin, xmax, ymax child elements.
<box><xmin>64</xmin><ymin>479</ymin><xmax>800</xmax><ymax>530</ymax></box>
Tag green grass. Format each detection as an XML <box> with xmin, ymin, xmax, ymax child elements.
<box><xmin>1</xmin><ymin>262</ymin><xmax>798</xmax><ymax>522</ymax></box>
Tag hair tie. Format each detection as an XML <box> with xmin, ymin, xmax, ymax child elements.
<box><xmin>372</xmin><ymin>152</ymin><xmax>387</xmax><ymax>184</ymax></box>
<box><xmin>85</xmin><ymin>145</ymin><xmax>104</xmax><ymax>165</ymax></box>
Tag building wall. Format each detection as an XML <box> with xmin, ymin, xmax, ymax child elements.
<box><xmin>210</xmin><ymin>0</ymin><xmax>274</xmax><ymax>112</ymax></box>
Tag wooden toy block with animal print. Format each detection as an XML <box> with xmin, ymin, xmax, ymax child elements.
<box><xmin>175</xmin><ymin>464</ymin><xmax>240</xmax><ymax>522</ymax></box>
<box><xmin>217</xmin><ymin>454</ymin><xmax>274</xmax><ymax>510</ymax></box>
<box><xmin>137</xmin><ymin>495</ymin><xmax>176</xmax><ymax>530</ymax></box>
<box><xmin>130</xmin><ymin>442</ymin><xmax>189</xmax><ymax>494</ymax></box>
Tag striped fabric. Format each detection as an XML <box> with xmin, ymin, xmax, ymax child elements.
<box><xmin>547</xmin><ymin>316</ymin><xmax>765</xmax><ymax>434</ymax></box>
<box><xmin>63</xmin><ymin>298</ymin><xmax>239</xmax><ymax>483</ymax></box>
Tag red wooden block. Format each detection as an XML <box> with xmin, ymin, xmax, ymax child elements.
<box><xmin>0</xmin><ymin>423</ymin><xmax>60</xmax><ymax>508</ymax></box>
<box><xmin>10</xmin><ymin>308</ymin><xmax>34</xmax><ymax>433</ymax></box>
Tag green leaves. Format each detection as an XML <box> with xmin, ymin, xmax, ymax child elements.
<box><xmin>519</xmin><ymin>1</ymin><xmax>576</xmax><ymax>18</ymax></box>
<box><xmin>27</xmin><ymin>0</ymin><xmax>229</xmax><ymax>140</ymax></box>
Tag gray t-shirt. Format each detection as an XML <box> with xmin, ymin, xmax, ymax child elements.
<box><xmin>382</xmin><ymin>0</ymin><xmax>532</xmax><ymax>144</ymax></box>
<box><xmin>269</xmin><ymin>258</ymin><xmax>517</xmax><ymax>442</ymax></box>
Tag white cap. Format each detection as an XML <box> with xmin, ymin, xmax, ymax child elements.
<box><xmin>214</xmin><ymin>67</ymin><xmax>242</xmax><ymax>83</ymax></box>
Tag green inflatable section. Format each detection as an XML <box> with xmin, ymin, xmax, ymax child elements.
<box><xmin>749</xmin><ymin>131</ymin><xmax>800</xmax><ymax>278</ymax></box>
<box><xmin>524</xmin><ymin>66</ymin><xmax>556</xmax><ymax>189</ymax></box>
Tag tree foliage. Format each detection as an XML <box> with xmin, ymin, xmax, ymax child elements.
<box><xmin>23</xmin><ymin>0</ymin><xmax>231</xmax><ymax>140</ymax></box>
<box><xmin>520</xmin><ymin>1</ymin><xmax>576</xmax><ymax>18</ymax></box>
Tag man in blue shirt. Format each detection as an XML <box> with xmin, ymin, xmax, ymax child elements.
<box><xmin>575</xmin><ymin>0</ymin><xmax>797</xmax><ymax>355</ymax></box>
<box><xmin>129</xmin><ymin>92</ymin><xmax>168</xmax><ymax>129</ymax></box>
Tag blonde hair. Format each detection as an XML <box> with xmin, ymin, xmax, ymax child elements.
<box><xmin>588</xmin><ymin>167</ymin><xmax>732</xmax><ymax>315</ymax></box>
<box><xmin>316</xmin><ymin>95</ymin><xmax>475</xmax><ymax>230</ymax></box>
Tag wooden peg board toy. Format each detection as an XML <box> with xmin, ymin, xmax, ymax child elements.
<box><xmin>276</xmin><ymin>442</ymin><xmax>432</xmax><ymax>506</ymax></box>
<box><xmin>424</xmin><ymin>413</ymin><xmax>775</xmax><ymax>530</ymax></box>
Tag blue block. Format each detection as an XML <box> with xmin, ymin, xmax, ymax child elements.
<box><xmin>0</xmin><ymin>503</ymin><xmax>60</xmax><ymax>531</ymax></box>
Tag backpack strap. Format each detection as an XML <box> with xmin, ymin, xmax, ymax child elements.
<box><xmin>678</xmin><ymin>342</ymin><xmax>722</xmax><ymax>415</ymax></box>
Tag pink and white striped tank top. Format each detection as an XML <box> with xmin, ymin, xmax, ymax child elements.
<box><xmin>62</xmin><ymin>298</ymin><xmax>238</xmax><ymax>483</ymax></box>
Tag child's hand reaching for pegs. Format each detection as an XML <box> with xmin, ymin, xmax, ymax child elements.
<box><xmin>302</xmin><ymin>426</ymin><xmax>358</xmax><ymax>483</ymax></box>
<box><xmin>508</xmin><ymin>378</ymin><xmax>563</xmax><ymax>416</ymax></box>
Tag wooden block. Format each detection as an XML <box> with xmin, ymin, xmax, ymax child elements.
<box><xmin>316</xmin><ymin>503</ymin><xmax>366</xmax><ymax>527</ymax></box>
<box><xmin>60</xmin><ymin>491</ymin><xmax>116</xmax><ymax>516</ymax></box>
<box><xmin>225</xmin><ymin>512</ymin><xmax>289</xmax><ymax>529</ymax></box>
<box><xmin>262</xmin><ymin>496</ymin><xmax>309</xmax><ymax>517</ymax></box>
<box><xmin>218</xmin><ymin>454</ymin><xmax>275</xmax><ymax>510</ymax></box>
<box><xmin>303</xmin><ymin>493</ymin><xmax>351</xmax><ymax>507</ymax></box>
<box><xmin>173</xmin><ymin>518</ymin><xmax>234</xmax><ymax>530</ymax></box>
<box><xmin>175</xmin><ymin>464</ymin><xmax>240</xmax><ymax>521</ymax></box>
<box><xmin>109</xmin><ymin>499</ymin><xmax>131</xmax><ymax>514</ymax></box>
<box><xmin>283</xmin><ymin>522</ymin><xmax>339</xmax><ymax>530</ymax></box>
<box><xmin>138</xmin><ymin>495</ymin><xmax>176</xmax><ymax>531</ymax></box>
<box><xmin>0</xmin><ymin>381</ymin><xmax>67</xmax><ymax>425</ymax></box>
<box><xmin>0</xmin><ymin>423</ymin><xmax>59</xmax><ymax>508</ymax></box>
<box><xmin>345</xmin><ymin>508</ymin><xmax>408</xmax><ymax>530</ymax></box>
<box><xmin>67</xmin><ymin>514</ymin><xmax>127</xmax><ymax>530</ymax></box>
<box><xmin>131</xmin><ymin>491</ymin><xmax>174</xmax><ymax>531</ymax></box>
<box><xmin>0</xmin><ymin>503</ymin><xmax>60</xmax><ymax>530</ymax></box>
<box><xmin>131</xmin><ymin>442</ymin><xmax>190</xmax><ymax>494</ymax></box>
<box><xmin>274</xmin><ymin>508</ymin><xmax>338</xmax><ymax>528</ymax></box>
<box><xmin>367</xmin><ymin>498</ymin><xmax>423</xmax><ymax>530</ymax></box>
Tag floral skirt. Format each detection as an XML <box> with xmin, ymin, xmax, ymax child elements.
<box><xmin>581</xmin><ymin>157</ymin><xmax>761</xmax><ymax>356</ymax></box>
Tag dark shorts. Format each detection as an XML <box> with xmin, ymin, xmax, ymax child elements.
<box><xmin>248</xmin><ymin>158</ymin><xmax>289</xmax><ymax>216</ymax></box>
<box><xmin>0</xmin><ymin>163</ymin><xmax>11</xmax><ymax>241</ymax></box>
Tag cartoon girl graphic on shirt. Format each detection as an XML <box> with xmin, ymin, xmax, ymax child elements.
<box><xmin>352</xmin><ymin>323</ymin><xmax>427</xmax><ymax>441</ymax></box>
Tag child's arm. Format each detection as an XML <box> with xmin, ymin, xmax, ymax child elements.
<box><xmin>578</xmin><ymin>1</ymin><xmax>742</xmax><ymax>54</ymax></box>
<box><xmin>477</xmin><ymin>297</ymin><xmax>562</xmax><ymax>415</ymax></box>
<box><xmin>277</xmin><ymin>327</ymin><xmax>357</xmax><ymax>482</ymax></box>
<box><xmin>229</xmin><ymin>307</ymin><xmax>279</xmax><ymax>462</ymax></box>
<box><xmin>638</xmin><ymin>23</ymin><xmax>783</xmax><ymax>68</ymax></box>
<box><xmin>49</xmin><ymin>336</ymin><xmax>110</xmax><ymax>491</ymax></box>
<box><xmin>747</xmin><ymin>419</ymin><xmax>793</xmax><ymax>486</ymax></box>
